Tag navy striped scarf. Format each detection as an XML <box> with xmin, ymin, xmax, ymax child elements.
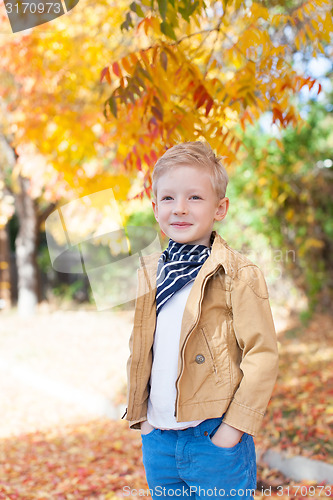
<box><xmin>156</xmin><ymin>232</ymin><xmax>214</xmax><ymax>316</ymax></box>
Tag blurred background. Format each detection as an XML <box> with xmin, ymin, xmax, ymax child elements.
<box><xmin>0</xmin><ymin>0</ymin><xmax>332</xmax><ymax>498</ymax></box>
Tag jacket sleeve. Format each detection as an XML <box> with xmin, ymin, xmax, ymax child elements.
<box><xmin>122</xmin><ymin>325</ymin><xmax>147</xmax><ymax>430</ymax></box>
<box><xmin>121</xmin><ymin>265</ymin><xmax>154</xmax><ymax>431</ymax></box>
<box><xmin>222</xmin><ymin>264</ymin><xmax>279</xmax><ymax>436</ymax></box>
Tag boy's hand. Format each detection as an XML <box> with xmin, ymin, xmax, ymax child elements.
<box><xmin>140</xmin><ymin>420</ymin><xmax>155</xmax><ymax>435</ymax></box>
<box><xmin>210</xmin><ymin>422</ymin><xmax>244</xmax><ymax>448</ymax></box>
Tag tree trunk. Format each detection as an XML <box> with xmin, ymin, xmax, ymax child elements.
<box><xmin>14</xmin><ymin>174</ymin><xmax>39</xmax><ymax>317</ymax></box>
<box><xmin>0</xmin><ymin>223</ymin><xmax>11</xmax><ymax>310</ymax></box>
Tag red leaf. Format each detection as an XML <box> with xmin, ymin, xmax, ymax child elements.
<box><xmin>193</xmin><ymin>84</ymin><xmax>205</xmax><ymax>102</ymax></box>
<box><xmin>112</xmin><ymin>62</ymin><xmax>121</xmax><ymax>77</ymax></box>
<box><xmin>100</xmin><ymin>67</ymin><xmax>111</xmax><ymax>84</ymax></box>
<box><xmin>196</xmin><ymin>91</ymin><xmax>207</xmax><ymax>109</ymax></box>
<box><xmin>205</xmin><ymin>98</ymin><xmax>214</xmax><ymax>116</ymax></box>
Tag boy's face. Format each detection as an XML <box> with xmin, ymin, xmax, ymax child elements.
<box><xmin>152</xmin><ymin>165</ymin><xmax>229</xmax><ymax>247</ymax></box>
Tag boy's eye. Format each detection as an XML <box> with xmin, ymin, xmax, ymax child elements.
<box><xmin>162</xmin><ymin>194</ymin><xmax>202</xmax><ymax>201</ymax></box>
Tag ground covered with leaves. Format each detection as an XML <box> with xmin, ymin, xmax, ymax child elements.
<box><xmin>258</xmin><ymin>312</ymin><xmax>333</xmax><ymax>464</ymax></box>
<box><xmin>0</xmin><ymin>311</ymin><xmax>332</xmax><ymax>499</ymax></box>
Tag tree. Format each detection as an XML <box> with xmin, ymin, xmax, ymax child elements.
<box><xmin>235</xmin><ymin>90</ymin><xmax>333</xmax><ymax>312</ymax></box>
<box><xmin>0</xmin><ymin>0</ymin><xmax>133</xmax><ymax>315</ymax></box>
<box><xmin>100</xmin><ymin>0</ymin><xmax>332</xmax><ymax>199</ymax></box>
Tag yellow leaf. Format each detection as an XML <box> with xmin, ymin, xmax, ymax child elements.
<box><xmin>304</xmin><ymin>23</ymin><xmax>314</xmax><ymax>41</ymax></box>
<box><xmin>305</xmin><ymin>238</ymin><xmax>325</xmax><ymax>249</ymax></box>
<box><xmin>251</xmin><ymin>3</ymin><xmax>269</xmax><ymax>21</ymax></box>
<box><xmin>286</xmin><ymin>208</ymin><xmax>294</xmax><ymax>221</ymax></box>
<box><xmin>271</xmin><ymin>14</ymin><xmax>281</xmax><ymax>27</ymax></box>
<box><xmin>208</xmin><ymin>59</ymin><xmax>218</xmax><ymax>72</ymax></box>
<box><xmin>113</xmin><ymin>440</ymin><xmax>123</xmax><ymax>450</ymax></box>
<box><xmin>311</xmin><ymin>18</ymin><xmax>319</xmax><ymax>30</ymax></box>
<box><xmin>297</xmin><ymin>8</ymin><xmax>303</xmax><ymax>22</ymax></box>
<box><xmin>295</xmin><ymin>34</ymin><xmax>300</xmax><ymax>51</ymax></box>
<box><xmin>324</xmin><ymin>11</ymin><xmax>333</xmax><ymax>32</ymax></box>
<box><xmin>258</xmin><ymin>177</ymin><xmax>267</xmax><ymax>187</ymax></box>
<box><xmin>317</xmin><ymin>41</ymin><xmax>325</xmax><ymax>54</ymax></box>
<box><xmin>278</xmin><ymin>192</ymin><xmax>287</xmax><ymax>204</ymax></box>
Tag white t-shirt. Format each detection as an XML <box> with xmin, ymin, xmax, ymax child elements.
<box><xmin>147</xmin><ymin>280</ymin><xmax>205</xmax><ymax>430</ymax></box>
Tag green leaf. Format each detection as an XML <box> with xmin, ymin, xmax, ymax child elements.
<box><xmin>157</xmin><ymin>0</ymin><xmax>167</xmax><ymax>21</ymax></box>
<box><xmin>129</xmin><ymin>2</ymin><xmax>145</xmax><ymax>17</ymax></box>
<box><xmin>120</xmin><ymin>12</ymin><xmax>134</xmax><ymax>32</ymax></box>
<box><xmin>108</xmin><ymin>96</ymin><xmax>117</xmax><ymax>118</ymax></box>
<box><xmin>153</xmin><ymin>95</ymin><xmax>162</xmax><ymax>110</ymax></box>
<box><xmin>130</xmin><ymin>84</ymin><xmax>142</xmax><ymax>97</ymax></box>
<box><xmin>160</xmin><ymin>21</ymin><xmax>177</xmax><ymax>40</ymax></box>
<box><xmin>151</xmin><ymin>105</ymin><xmax>163</xmax><ymax>121</ymax></box>
<box><xmin>125</xmin><ymin>90</ymin><xmax>136</xmax><ymax>105</ymax></box>
<box><xmin>133</xmin><ymin>75</ymin><xmax>146</xmax><ymax>90</ymax></box>
<box><xmin>179</xmin><ymin>0</ymin><xmax>199</xmax><ymax>22</ymax></box>
<box><xmin>137</xmin><ymin>66</ymin><xmax>153</xmax><ymax>83</ymax></box>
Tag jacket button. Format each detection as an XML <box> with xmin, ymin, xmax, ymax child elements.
<box><xmin>204</xmin><ymin>431</ymin><xmax>208</xmax><ymax>436</ymax></box>
<box><xmin>195</xmin><ymin>354</ymin><xmax>205</xmax><ymax>364</ymax></box>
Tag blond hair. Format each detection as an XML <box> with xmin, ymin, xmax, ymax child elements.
<box><xmin>152</xmin><ymin>141</ymin><xmax>229</xmax><ymax>201</ymax></box>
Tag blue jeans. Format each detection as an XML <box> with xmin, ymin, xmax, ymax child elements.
<box><xmin>141</xmin><ymin>415</ymin><xmax>257</xmax><ymax>499</ymax></box>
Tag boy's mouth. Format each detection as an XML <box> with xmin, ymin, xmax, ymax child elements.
<box><xmin>171</xmin><ymin>222</ymin><xmax>192</xmax><ymax>228</ymax></box>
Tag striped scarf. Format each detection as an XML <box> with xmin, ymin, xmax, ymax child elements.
<box><xmin>156</xmin><ymin>233</ymin><xmax>214</xmax><ymax>316</ymax></box>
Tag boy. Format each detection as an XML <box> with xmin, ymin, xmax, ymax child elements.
<box><xmin>121</xmin><ymin>141</ymin><xmax>279</xmax><ymax>499</ymax></box>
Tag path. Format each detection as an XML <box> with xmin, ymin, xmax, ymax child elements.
<box><xmin>0</xmin><ymin>307</ymin><xmax>133</xmax><ymax>438</ymax></box>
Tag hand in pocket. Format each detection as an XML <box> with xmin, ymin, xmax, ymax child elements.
<box><xmin>210</xmin><ymin>422</ymin><xmax>243</xmax><ymax>448</ymax></box>
<box><xmin>140</xmin><ymin>420</ymin><xmax>156</xmax><ymax>435</ymax></box>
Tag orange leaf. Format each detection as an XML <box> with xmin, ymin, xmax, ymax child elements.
<box><xmin>140</xmin><ymin>49</ymin><xmax>150</xmax><ymax>67</ymax></box>
<box><xmin>130</xmin><ymin>53</ymin><xmax>139</xmax><ymax>65</ymax></box>
<box><xmin>121</xmin><ymin>56</ymin><xmax>132</xmax><ymax>74</ymax></box>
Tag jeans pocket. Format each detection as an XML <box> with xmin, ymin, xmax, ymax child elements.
<box><xmin>207</xmin><ymin>435</ymin><xmax>242</xmax><ymax>453</ymax></box>
<box><xmin>206</xmin><ymin>427</ymin><xmax>242</xmax><ymax>453</ymax></box>
<box><xmin>141</xmin><ymin>427</ymin><xmax>158</xmax><ymax>438</ymax></box>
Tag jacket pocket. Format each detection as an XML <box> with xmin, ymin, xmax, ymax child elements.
<box><xmin>200</xmin><ymin>327</ymin><xmax>223</xmax><ymax>385</ymax></box>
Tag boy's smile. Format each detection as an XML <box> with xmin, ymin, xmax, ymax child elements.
<box><xmin>152</xmin><ymin>165</ymin><xmax>229</xmax><ymax>247</ymax></box>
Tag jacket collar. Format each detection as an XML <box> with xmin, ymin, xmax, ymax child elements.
<box><xmin>139</xmin><ymin>230</ymin><xmax>238</xmax><ymax>281</ymax></box>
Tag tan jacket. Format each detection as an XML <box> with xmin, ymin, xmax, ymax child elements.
<box><xmin>122</xmin><ymin>230</ymin><xmax>279</xmax><ymax>436</ymax></box>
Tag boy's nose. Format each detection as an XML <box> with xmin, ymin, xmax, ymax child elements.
<box><xmin>173</xmin><ymin>203</ymin><xmax>188</xmax><ymax>214</ymax></box>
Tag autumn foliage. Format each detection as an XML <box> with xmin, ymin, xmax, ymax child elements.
<box><xmin>100</xmin><ymin>0</ymin><xmax>333</xmax><ymax>199</ymax></box>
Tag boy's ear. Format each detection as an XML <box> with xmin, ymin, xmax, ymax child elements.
<box><xmin>215</xmin><ymin>197</ymin><xmax>229</xmax><ymax>221</ymax></box>
<box><xmin>152</xmin><ymin>199</ymin><xmax>159</xmax><ymax>222</ymax></box>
